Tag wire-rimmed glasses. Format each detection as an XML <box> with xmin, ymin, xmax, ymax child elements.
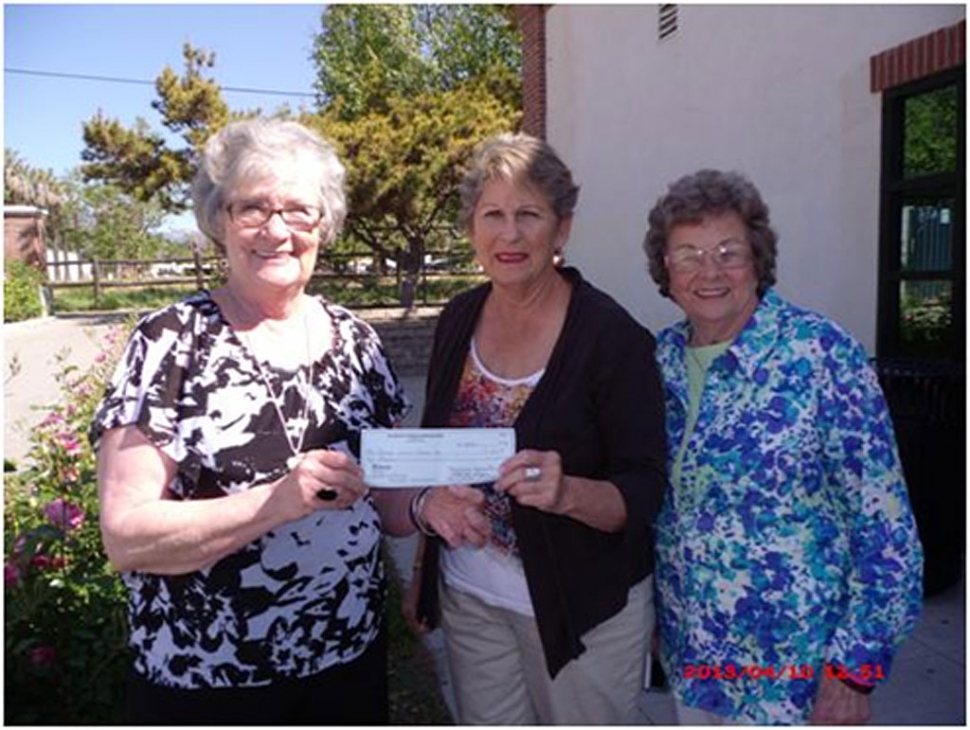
<box><xmin>226</xmin><ymin>201</ymin><xmax>322</xmax><ymax>232</ymax></box>
<box><xmin>666</xmin><ymin>241</ymin><xmax>752</xmax><ymax>273</ymax></box>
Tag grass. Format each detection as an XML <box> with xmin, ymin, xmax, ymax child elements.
<box><xmin>51</xmin><ymin>285</ymin><xmax>200</xmax><ymax>313</ymax></box>
<box><xmin>49</xmin><ymin>275</ymin><xmax>485</xmax><ymax>313</ymax></box>
<box><xmin>386</xmin><ymin>561</ymin><xmax>453</xmax><ymax>724</ymax></box>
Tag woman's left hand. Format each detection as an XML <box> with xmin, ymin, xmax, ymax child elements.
<box><xmin>495</xmin><ymin>449</ymin><xmax>569</xmax><ymax>515</ymax></box>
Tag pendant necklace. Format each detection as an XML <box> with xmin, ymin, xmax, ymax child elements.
<box><xmin>238</xmin><ymin>299</ymin><xmax>314</xmax><ymax>472</ymax></box>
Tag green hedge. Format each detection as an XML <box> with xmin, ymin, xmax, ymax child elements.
<box><xmin>4</xmin><ymin>260</ymin><xmax>46</xmax><ymax>322</ymax></box>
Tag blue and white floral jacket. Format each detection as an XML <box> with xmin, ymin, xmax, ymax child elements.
<box><xmin>654</xmin><ymin>289</ymin><xmax>923</xmax><ymax>724</ymax></box>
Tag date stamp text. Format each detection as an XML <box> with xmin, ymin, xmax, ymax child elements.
<box><xmin>683</xmin><ymin>663</ymin><xmax>885</xmax><ymax>682</ymax></box>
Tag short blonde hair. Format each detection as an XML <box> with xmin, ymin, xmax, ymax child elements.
<box><xmin>458</xmin><ymin>133</ymin><xmax>579</xmax><ymax>231</ymax></box>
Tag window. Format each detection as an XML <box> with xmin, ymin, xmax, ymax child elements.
<box><xmin>878</xmin><ymin>68</ymin><xmax>964</xmax><ymax>362</ymax></box>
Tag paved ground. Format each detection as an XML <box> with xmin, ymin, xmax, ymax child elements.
<box><xmin>4</xmin><ymin>315</ymin><xmax>965</xmax><ymax>724</ymax></box>
<box><xmin>4</xmin><ymin>313</ymin><xmax>133</xmax><ymax>464</ymax></box>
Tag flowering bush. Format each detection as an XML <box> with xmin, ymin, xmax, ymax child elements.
<box><xmin>4</xmin><ymin>323</ymin><xmax>133</xmax><ymax>724</ymax></box>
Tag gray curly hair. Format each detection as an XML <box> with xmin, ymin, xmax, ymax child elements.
<box><xmin>192</xmin><ymin>118</ymin><xmax>347</xmax><ymax>252</ymax></box>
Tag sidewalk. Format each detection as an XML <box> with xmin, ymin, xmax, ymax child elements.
<box><xmin>3</xmin><ymin>312</ymin><xmax>131</xmax><ymax>463</ymax></box>
<box><xmin>5</xmin><ymin>316</ymin><xmax>965</xmax><ymax>724</ymax></box>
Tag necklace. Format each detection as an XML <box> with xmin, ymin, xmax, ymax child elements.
<box><xmin>236</xmin><ymin>298</ymin><xmax>314</xmax><ymax>472</ymax></box>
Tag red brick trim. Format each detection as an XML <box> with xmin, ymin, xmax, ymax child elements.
<box><xmin>516</xmin><ymin>5</ymin><xmax>549</xmax><ymax>139</ymax></box>
<box><xmin>871</xmin><ymin>19</ymin><xmax>965</xmax><ymax>93</ymax></box>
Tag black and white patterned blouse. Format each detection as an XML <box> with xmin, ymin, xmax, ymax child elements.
<box><xmin>90</xmin><ymin>291</ymin><xmax>409</xmax><ymax>689</ymax></box>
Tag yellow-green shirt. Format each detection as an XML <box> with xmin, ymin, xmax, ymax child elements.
<box><xmin>671</xmin><ymin>341</ymin><xmax>730</xmax><ymax>490</ymax></box>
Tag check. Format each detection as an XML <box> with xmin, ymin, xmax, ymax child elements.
<box><xmin>361</xmin><ymin>428</ymin><xmax>516</xmax><ymax>488</ymax></box>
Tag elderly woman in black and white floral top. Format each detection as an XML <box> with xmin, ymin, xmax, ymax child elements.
<box><xmin>91</xmin><ymin>118</ymin><xmax>487</xmax><ymax>724</ymax></box>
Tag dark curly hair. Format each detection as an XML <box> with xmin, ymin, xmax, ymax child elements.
<box><xmin>643</xmin><ymin>169</ymin><xmax>777</xmax><ymax>299</ymax></box>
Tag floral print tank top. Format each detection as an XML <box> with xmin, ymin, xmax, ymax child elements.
<box><xmin>448</xmin><ymin>340</ymin><xmax>542</xmax><ymax>557</ymax></box>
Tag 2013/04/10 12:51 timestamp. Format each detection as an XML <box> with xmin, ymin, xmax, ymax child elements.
<box><xmin>682</xmin><ymin>664</ymin><xmax>886</xmax><ymax>681</ymax></box>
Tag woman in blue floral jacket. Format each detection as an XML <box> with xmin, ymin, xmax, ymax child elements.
<box><xmin>643</xmin><ymin>169</ymin><xmax>923</xmax><ymax>725</ymax></box>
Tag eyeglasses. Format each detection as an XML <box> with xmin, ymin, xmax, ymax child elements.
<box><xmin>665</xmin><ymin>241</ymin><xmax>752</xmax><ymax>273</ymax></box>
<box><xmin>226</xmin><ymin>201</ymin><xmax>322</xmax><ymax>232</ymax></box>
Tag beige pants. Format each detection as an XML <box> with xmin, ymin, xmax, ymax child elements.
<box><xmin>440</xmin><ymin>578</ymin><xmax>652</xmax><ymax>725</ymax></box>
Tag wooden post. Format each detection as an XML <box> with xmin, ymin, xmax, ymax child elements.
<box><xmin>421</xmin><ymin>248</ymin><xmax>429</xmax><ymax>306</ymax></box>
<box><xmin>92</xmin><ymin>259</ymin><xmax>101</xmax><ymax>308</ymax></box>
<box><xmin>193</xmin><ymin>248</ymin><xmax>204</xmax><ymax>291</ymax></box>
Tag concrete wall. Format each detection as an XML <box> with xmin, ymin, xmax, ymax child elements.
<box><xmin>545</xmin><ymin>4</ymin><xmax>964</xmax><ymax>351</ymax></box>
<box><xmin>359</xmin><ymin>308</ymin><xmax>440</xmax><ymax>376</ymax></box>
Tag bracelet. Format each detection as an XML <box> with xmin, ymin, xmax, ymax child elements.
<box><xmin>409</xmin><ymin>487</ymin><xmax>437</xmax><ymax>537</ymax></box>
<box><xmin>839</xmin><ymin>677</ymin><xmax>876</xmax><ymax>695</ymax></box>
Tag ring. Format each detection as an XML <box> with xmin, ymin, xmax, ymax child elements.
<box><xmin>316</xmin><ymin>487</ymin><xmax>338</xmax><ymax>502</ymax></box>
<box><xmin>524</xmin><ymin>466</ymin><xmax>542</xmax><ymax>482</ymax></box>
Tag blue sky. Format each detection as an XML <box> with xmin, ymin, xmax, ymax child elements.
<box><xmin>5</xmin><ymin>4</ymin><xmax>323</xmax><ymax>183</ymax></box>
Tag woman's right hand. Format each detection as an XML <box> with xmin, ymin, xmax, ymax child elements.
<box><xmin>98</xmin><ymin>427</ymin><xmax>365</xmax><ymax>575</ymax></box>
<box><xmin>421</xmin><ymin>485</ymin><xmax>490</xmax><ymax>548</ymax></box>
<box><xmin>277</xmin><ymin>449</ymin><xmax>366</xmax><ymax>518</ymax></box>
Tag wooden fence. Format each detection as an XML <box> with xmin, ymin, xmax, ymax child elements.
<box><xmin>43</xmin><ymin>250</ymin><xmax>482</xmax><ymax>310</ymax></box>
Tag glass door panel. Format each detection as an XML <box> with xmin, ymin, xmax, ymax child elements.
<box><xmin>903</xmin><ymin>83</ymin><xmax>959</xmax><ymax>178</ymax></box>
<box><xmin>899</xmin><ymin>198</ymin><xmax>954</xmax><ymax>273</ymax></box>
<box><xmin>898</xmin><ymin>279</ymin><xmax>955</xmax><ymax>357</ymax></box>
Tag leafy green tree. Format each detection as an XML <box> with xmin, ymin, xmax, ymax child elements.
<box><xmin>312</xmin><ymin>5</ymin><xmax>431</xmax><ymax>120</ymax></box>
<box><xmin>312</xmin><ymin>4</ymin><xmax>520</xmax><ymax>120</ymax></box>
<box><xmin>310</xmin><ymin>82</ymin><xmax>517</xmax><ymax>305</ymax></box>
<box><xmin>420</xmin><ymin>5</ymin><xmax>521</xmax><ymax>107</ymax></box>
<box><xmin>77</xmin><ymin>7</ymin><xmax>522</xmax><ymax>305</ymax></box>
<box><xmin>81</xmin><ymin>44</ymin><xmax>235</xmax><ymax>213</ymax></box>
<box><xmin>58</xmin><ymin>174</ymin><xmax>167</xmax><ymax>265</ymax></box>
<box><xmin>311</xmin><ymin>4</ymin><xmax>521</xmax><ymax>305</ymax></box>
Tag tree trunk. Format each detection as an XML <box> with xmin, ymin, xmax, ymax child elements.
<box><xmin>398</xmin><ymin>241</ymin><xmax>424</xmax><ymax>310</ymax></box>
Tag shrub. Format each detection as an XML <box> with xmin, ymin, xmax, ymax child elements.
<box><xmin>4</xmin><ymin>260</ymin><xmax>46</xmax><ymax>322</ymax></box>
<box><xmin>4</xmin><ymin>324</ymin><xmax>132</xmax><ymax>724</ymax></box>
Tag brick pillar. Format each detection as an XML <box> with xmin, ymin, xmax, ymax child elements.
<box><xmin>871</xmin><ymin>19</ymin><xmax>965</xmax><ymax>92</ymax></box>
<box><xmin>517</xmin><ymin>5</ymin><xmax>548</xmax><ymax>139</ymax></box>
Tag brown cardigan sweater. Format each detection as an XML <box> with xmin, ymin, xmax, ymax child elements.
<box><xmin>417</xmin><ymin>267</ymin><xmax>667</xmax><ymax>678</ymax></box>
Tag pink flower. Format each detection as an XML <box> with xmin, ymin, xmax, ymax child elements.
<box><xmin>5</xmin><ymin>561</ymin><xmax>21</xmax><ymax>588</ymax></box>
<box><xmin>62</xmin><ymin>465</ymin><xmax>80</xmax><ymax>483</ymax></box>
<box><xmin>55</xmin><ymin>433</ymin><xmax>82</xmax><ymax>456</ymax></box>
<box><xmin>43</xmin><ymin>498</ymin><xmax>85</xmax><ymax>531</ymax></box>
<box><xmin>30</xmin><ymin>554</ymin><xmax>67</xmax><ymax>571</ymax></box>
<box><xmin>29</xmin><ymin>646</ymin><xmax>56</xmax><ymax>668</ymax></box>
<box><xmin>39</xmin><ymin>411</ymin><xmax>65</xmax><ymax>428</ymax></box>
<box><xmin>12</xmin><ymin>534</ymin><xmax>27</xmax><ymax>554</ymax></box>
<box><xmin>103</xmin><ymin>327</ymin><xmax>121</xmax><ymax>346</ymax></box>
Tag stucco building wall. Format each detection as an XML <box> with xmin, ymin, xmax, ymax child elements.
<box><xmin>543</xmin><ymin>4</ymin><xmax>964</xmax><ymax>349</ymax></box>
